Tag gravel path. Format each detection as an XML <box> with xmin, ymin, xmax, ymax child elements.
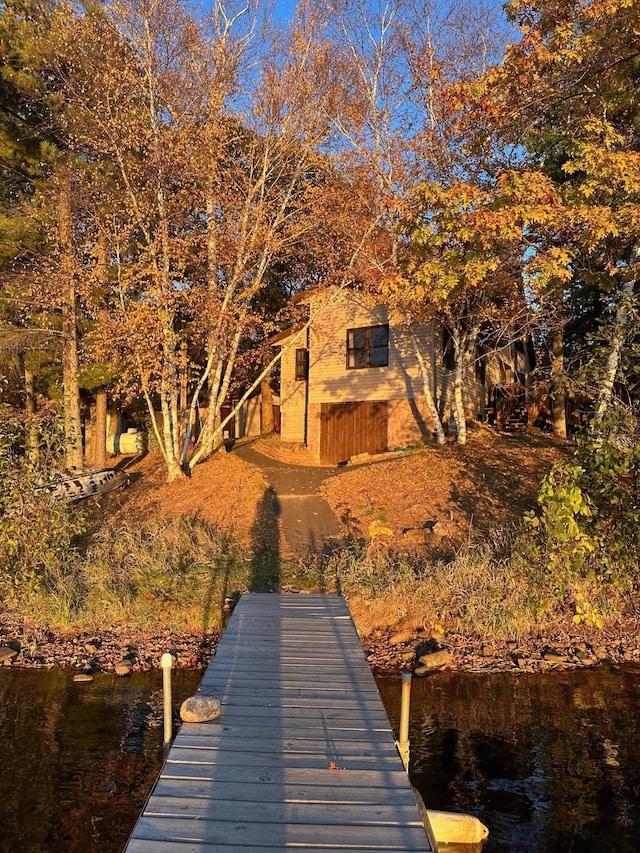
<box><xmin>232</xmin><ymin>444</ymin><xmax>342</xmax><ymax>557</ymax></box>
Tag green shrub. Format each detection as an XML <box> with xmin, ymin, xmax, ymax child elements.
<box><xmin>525</xmin><ymin>410</ymin><xmax>640</xmax><ymax>589</ymax></box>
<box><xmin>0</xmin><ymin>407</ymin><xmax>88</xmax><ymax>611</ymax></box>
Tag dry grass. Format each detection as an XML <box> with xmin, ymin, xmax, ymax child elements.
<box><xmin>105</xmin><ymin>451</ymin><xmax>279</xmax><ymax>551</ymax></box>
<box><xmin>321</xmin><ymin>427</ymin><xmax>568</xmax><ymax>558</ymax></box>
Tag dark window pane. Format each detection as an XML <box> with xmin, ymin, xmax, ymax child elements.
<box><xmin>346</xmin><ymin>324</ymin><xmax>389</xmax><ymax>369</ymax></box>
<box><xmin>443</xmin><ymin>328</ymin><xmax>456</xmax><ymax>370</ymax></box>
<box><xmin>370</xmin><ymin>325</ymin><xmax>388</xmax><ymax>347</ymax></box>
<box><xmin>370</xmin><ymin>347</ymin><xmax>389</xmax><ymax>367</ymax></box>
<box><xmin>295</xmin><ymin>348</ymin><xmax>309</xmax><ymax>381</ymax></box>
<box><xmin>352</xmin><ymin>348</ymin><xmax>368</xmax><ymax>368</ymax></box>
<box><xmin>350</xmin><ymin>329</ymin><xmax>366</xmax><ymax>350</ymax></box>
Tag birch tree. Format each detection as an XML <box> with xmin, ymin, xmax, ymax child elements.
<box><xmin>478</xmin><ymin>0</ymin><xmax>640</xmax><ymax>426</ymax></box>
<box><xmin>43</xmin><ymin>0</ymin><xmax>374</xmax><ymax>479</ymax></box>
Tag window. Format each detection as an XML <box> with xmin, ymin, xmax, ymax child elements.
<box><xmin>295</xmin><ymin>348</ymin><xmax>309</xmax><ymax>381</ymax></box>
<box><xmin>347</xmin><ymin>324</ymin><xmax>389</xmax><ymax>369</ymax></box>
<box><xmin>442</xmin><ymin>328</ymin><xmax>456</xmax><ymax>370</ymax></box>
<box><xmin>475</xmin><ymin>346</ymin><xmax>487</xmax><ymax>385</ymax></box>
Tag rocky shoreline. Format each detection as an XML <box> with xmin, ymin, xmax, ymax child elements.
<box><xmin>0</xmin><ymin>614</ymin><xmax>218</xmax><ymax>678</ymax></box>
<box><xmin>366</xmin><ymin>625</ymin><xmax>640</xmax><ymax>675</ymax></box>
<box><xmin>2</xmin><ymin>611</ymin><xmax>639</xmax><ymax>678</ymax></box>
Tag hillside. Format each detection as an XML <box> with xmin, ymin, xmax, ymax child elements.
<box><xmin>109</xmin><ymin>427</ymin><xmax>566</xmax><ymax>559</ymax></box>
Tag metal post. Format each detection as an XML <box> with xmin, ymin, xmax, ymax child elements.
<box><xmin>398</xmin><ymin>671</ymin><xmax>412</xmax><ymax>772</ymax></box>
<box><xmin>161</xmin><ymin>653</ymin><xmax>175</xmax><ymax>755</ymax></box>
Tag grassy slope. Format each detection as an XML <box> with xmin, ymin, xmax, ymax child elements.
<box><xmin>320</xmin><ymin>427</ymin><xmax>568</xmax><ymax>559</ymax></box>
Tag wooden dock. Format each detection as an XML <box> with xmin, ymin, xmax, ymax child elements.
<box><xmin>125</xmin><ymin>593</ymin><xmax>431</xmax><ymax>852</ymax></box>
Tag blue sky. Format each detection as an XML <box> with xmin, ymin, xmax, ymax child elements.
<box><xmin>273</xmin><ymin>0</ymin><xmax>298</xmax><ymax>22</ymax></box>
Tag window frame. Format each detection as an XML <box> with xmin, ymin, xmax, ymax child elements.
<box><xmin>295</xmin><ymin>348</ymin><xmax>309</xmax><ymax>382</ymax></box>
<box><xmin>442</xmin><ymin>327</ymin><xmax>457</xmax><ymax>370</ymax></box>
<box><xmin>346</xmin><ymin>323</ymin><xmax>389</xmax><ymax>370</ymax></box>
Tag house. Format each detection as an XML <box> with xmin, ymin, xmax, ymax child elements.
<box><xmin>273</xmin><ymin>287</ymin><xmax>533</xmax><ymax>465</ymax></box>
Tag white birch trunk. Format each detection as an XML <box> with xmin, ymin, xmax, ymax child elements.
<box><xmin>411</xmin><ymin>333</ymin><xmax>446</xmax><ymax>445</ymax></box>
<box><xmin>452</xmin><ymin>324</ymin><xmax>479</xmax><ymax>446</ymax></box>
<box><xmin>595</xmin><ymin>271</ymin><xmax>636</xmax><ymax>422</ymax></box>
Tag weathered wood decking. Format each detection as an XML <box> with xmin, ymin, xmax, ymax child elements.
<box><xmin>126</xmin><ymin>593</ymin><xmax>431</xmax><ymax>852</ymax></box>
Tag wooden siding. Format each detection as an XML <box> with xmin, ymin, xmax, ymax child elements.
<box><xmin>320</xmin><ymin>401</ymin><xmax>389</xmax><ymax>465</ymax></box>
<box><xmin>125</xmin><ymin>594</ymin><xmax>430</xmax><ymax>852</ymax></box>
<box><xmin>306</xmin><ymin>293</ymin><xmax>488</xmax><ymax>423</ymax></box>
<box><xmin>279</xmin><ymin>336</ymin><xmax>308</xmax><ymax>443</ymax></box>
<box><xmin>307</xmin><ymin>294</ymin><xmax>427</xmax><ymax>405</ymax></box>
<box><xmin>275</xmin><ymin>291</ymin><xmax>531</xmax><ymax>460</ymax></box>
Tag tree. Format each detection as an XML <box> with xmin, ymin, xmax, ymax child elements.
<box><xmin>387</xmin><ymin>177</ymin><xmax>533</xmax><ymax>443</ymax></box>
<box><xmin>299</xmin><ymin>0</ymin><xmax>515</xmax><ymax>445</ymax></box>
<box><xmin>39</xmin><ymin>0</ymin><xmax>375</xmax><ymax>481</ymax></box>
<box><xmin>0</xmin><ymin>0</ymin><xmax>88</xmax><ymax>467</ymax></box>
<box><xmin>477</xmin><ymin>0</ymin><xmax>640</xmax><ymax>427</ymax></box>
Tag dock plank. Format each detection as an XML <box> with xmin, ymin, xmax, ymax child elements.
<box><xmin>125</xmin><ymin>594</ymin><xmax>430</xmax><ymax>852</ymax></box>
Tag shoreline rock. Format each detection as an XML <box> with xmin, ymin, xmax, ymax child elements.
<box><xmin>2</xmin><ymin>609</ymin><xmax>639</xmax><ymax>678</ymax></box>
<box><xmin>0</xmin><ymin>613</ymin><xmax>218</xmax><ymax>673</ymax></box>
<box><xmin>364</xmin><ymin>627</ymin><xmax>640</xmax><ymax>675</ymax></box>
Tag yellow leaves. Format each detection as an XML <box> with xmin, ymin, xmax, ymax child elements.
<box><xmin>572</xmin><ymin>593</ymin><xmax>604</xmax><ymax>629</ymax></box>
<box><xmin>525</xmin><ymin>247</ymin><xmax>575</xmax><ymax>287</ymax></box>
<box><xmin>368</xmin><ymin>519</ymin><xmax>393</xmax><ymax>539</ymax></box>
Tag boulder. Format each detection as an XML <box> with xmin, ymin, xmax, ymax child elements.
<box><xmin>417</xmin><ymin>649</ymin><xmax>453</xmax><ymax>670</ymax></box>
<box><xmin>543</xmin><ymin>653</ymin><xmax>570</xmax><ymax>665</ymax></box>
<box><xmin>73</xmin><ymin>673</ymin><xmax>94</xmax><ymax>683</ymax></box>
<box><xmin>115</xmin><ymin>660</ymin><xmax>133</xmax><ymax>676</ymax></box>
<box><xmin>180</xmin><ymin>694</ymin><xmax>222</xmax><ymax>723</ymax></box>
<box><xmin>389</xmin><ymin>630</ymin><xmax>413</xmax><ymax>646</ymax></box>
<box><xmin>0</xmin><ymin>647</ymin><xmax>18</xmax><ymax>664</ymax></box>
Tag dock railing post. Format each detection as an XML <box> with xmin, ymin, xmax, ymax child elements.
<box><xmin>161</xmin><ymin>653</ymin><xmax>175</xmax><ymax>756</ymax></box>
<box><xmin>398</xmin><ymin>670</ymin><xmax>412</xmax><ymax>772</ymax></box>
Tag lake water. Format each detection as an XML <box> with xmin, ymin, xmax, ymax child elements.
<box><xmin>0</xmin><ymin>668</ymin><xmax>201</xmax><ymax>853</ymax></box>
<box><xmin>1</xmin><ymin>665</ymin><xmax>639</xmax><ymax>851</ymax></box>
<box><xmin>378</xmin><ymin>666</ymin><xmax>640</xmax><ymax>852</ymax></box>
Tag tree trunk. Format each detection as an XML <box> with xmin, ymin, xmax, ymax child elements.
<box><xmin>59</xmin><ymin>169</ymin><xmax>84</xmax><ymax>469</ymax></box>
<box><xmin>595</xmin><ymin>271</ymin><xmax>636</xmax><ymax>422</ymax></box>
<box><xmin>179</xmin><ymin>342</ymin><xmax>188</xmax><ymax>412</ymax></box>
<box><xmin>261</xmin><ymin>374</ymin><xmax>274</xmax><ymax>434</ymax></box>
<box><xmin>451</xmin><ymin>323</ymin><xmax>479</xmax><ymax>446</ymax></box>
<box><xmin>93</xmin><ymin>389</ymin><xmax>107</xmax><ymax>468</ymax></box>
<box><xmin>452</xmin><ymin>326</ymin><xmax>466</xmax><ymax>445</ymax></box>
<box><xmin>551</xmin><ymin>320</ymin><xmax>567</xmax><ymax>439</ymax></box>
<box><xmin>411</xmin><ymin>333</ymin><xmax>446</xmax><ymax>445</ymax></box>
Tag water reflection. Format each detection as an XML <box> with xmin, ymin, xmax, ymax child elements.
<box><xmin>3</xmin><ymin>665</ymin><xmax>640</xmax><ymax>852</ymax></box>
<box><xmin>377</xmin><ymin>666</ymin><xmax>640</xmax><ymax>852</ymax></box>
<box><xmin>0</xmin><ymin>668</ymin><xmax>200</xmax><ymax>853</ymax></box>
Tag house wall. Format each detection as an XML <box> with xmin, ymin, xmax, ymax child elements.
<box><xmin>306</xmin><ymin>291</ymin><xmax>488</xmax><ymax>441</ymax></box>
<box><xmin>279</xmin><ymin>329</ymin><xmax>309</xmax><ymax>443</ymax></box>
<box><xmin>278</xmin><ymin>290</ymin><xmax>529</xmax><ymax>461</ymax></box>
<box><xmin>307</xmin><ymin>291</ymin><xmax>428</xmax><ymax>404</ymax></box>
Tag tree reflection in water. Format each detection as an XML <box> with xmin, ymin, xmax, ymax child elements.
<box><xmin>0</xmin><ymin>668</ymin><xmax>201</xmax><ymax>853</ymax></box>
<box><xmin>377</xmin><ymin>666</ymin><xmax>640</xmax><ymax>852</ymax></box>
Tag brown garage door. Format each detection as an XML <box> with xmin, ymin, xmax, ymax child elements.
<box><xmin>320</xmin><ymin>401</ymin><xmax>388</xmax><ymax>465</ymax></box>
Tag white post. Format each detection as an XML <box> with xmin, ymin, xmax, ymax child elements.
<box><xmin>161</xmin><ymin>653</ymin><xmax>175</xmax><ymax>754</ymax></box>
<box><xmin>398</xmin><ymin>671</ymin><xmax>412</xmax><ymax>772</ymax></box>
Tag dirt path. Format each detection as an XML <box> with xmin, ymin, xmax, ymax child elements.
<box><xmin>232</xmin><ymin>444</ymin><xmax>342</xmax><ymax>557</ymax></box>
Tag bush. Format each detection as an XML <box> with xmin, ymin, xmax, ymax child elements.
<box><xmin>0</xmin><ymin>407</ymin><xmax>88</xmax><ymax>610</ymax></box>
<box><xmin>525</xmin><ymin>409</ymin><xmax>640</xmax><ymax>589</ymax></box>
